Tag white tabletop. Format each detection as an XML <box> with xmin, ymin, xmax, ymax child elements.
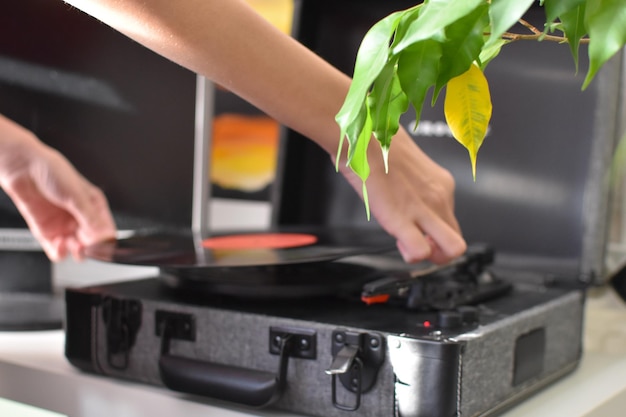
<box><xmin>2</xmin><ymin>263</ymin><xmax>626</xmax><ymax>416</ymax></box>
<box><xmin>0</xmin><ymin>330</ymin><xmax>303</xmax><ymax>417</ymax></box>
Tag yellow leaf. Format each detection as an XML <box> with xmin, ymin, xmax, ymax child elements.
<box><xmin>444</xmin><ymin>63</ymin><xmax>492</xmax><ymax>180</ymax></box>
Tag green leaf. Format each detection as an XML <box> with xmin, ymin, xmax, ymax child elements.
<box><xmin>434</xmin><ymin>3</ymin><xmax>489</xmax><ymax>101</ymax></box>
<box><xmin>486</xmin><ymin>0</ymin><xmax>535</xmax><ymax>48</ymax></box>
<box><xmin>392</xmin><ymin>0</ymin><xmax>485</xmax><ymax>54</ymax></box>
<box><xmin>582</xmin><ymin>0</ymin><xmax>626</xmax><ymax>89</ymax></box>
<box><xmin>361</xmin><ymin>182</ymin><xmax>371</xmax><ymax>221</ymax></box>
<box><xmin>542</xmin><ymin>0</ymin><xmax>588</xmax><ymax>68</ymax></box>
<box><xmin>543</xmin><ymin>0</ymin><xmax>586</xmax><ymax>25</ymax></box>
<box><xmin>337</xmin><ymin>102</ymin><xmax>368</xmax><ymax>171</ymax></box>
<box><xmin>348</xmin><ymin>106</ymin><xmax>373</xmax><ymax>219</ymax></box>
<box><xmin>390</xmin><ymin>4</ymin><xmax>423</xmax><ymax>49</ymax></box>
<box><xmin>348</xmin><ymin>108</ymin><xmax>372</xmax><ymax>181</ymax></box>
<box><xmin>336</xmin><ymin>10</ymin><xmax>406</xmax><ymax>134</ymax></box>
<box><xmin>478</xmin><ymin>38</ymin><xmax>509</xmax><ymax>70</ymax></box>
<box><xmin>444</xmin><ymin>63</ymin><xmax>492</xmax><ymax>179</ymax></box>
<box><xmin>397</xmin><ymin>39</ymin><xmax>442</xmax><ymax>126</ymax></box>
<box><xmin>559</xmin><ymin>3</ymin><xmax>587</xmax><ymax>71</ymax></box>
<box><xmin>368</xmin><ymin>59</ymin><xmax>409</xmax><ymax>172</ymax></box>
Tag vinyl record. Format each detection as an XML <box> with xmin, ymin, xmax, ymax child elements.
<box><xmin>84</xmin><ymin>226</ymin><xmax>397</xmax><ymax>269</ymax></box>
<box><xmin>160</xmin><ymin>260</ymin><xmax>386</xmax><ymax>299</ymax></box>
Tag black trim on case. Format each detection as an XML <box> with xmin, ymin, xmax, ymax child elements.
<box><xmin>64</xmin><ymin>288</ymin><xmax>104</xmax><ymax>373</ymax></box>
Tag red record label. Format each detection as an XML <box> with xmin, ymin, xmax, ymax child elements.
<box><xmin>201</xmin><ymin>233</ymin><xmax>318</xmax><ymax>250</ymax></box>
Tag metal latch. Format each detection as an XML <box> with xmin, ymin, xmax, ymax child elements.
<box><xmin>102</xmin><ymin>297</ymin><xmax>142</xmax><ymax>370</ymax></box>
<box><xmin>325</xmin><ymin>330</ymin><xmax>385</xmax><ymax>411</ymax></box>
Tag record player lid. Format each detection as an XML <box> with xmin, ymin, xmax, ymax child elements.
<box><xmin>274</xmin><ymin>3</ymin><xmax>623</xmax><ymax>284</ymax></box>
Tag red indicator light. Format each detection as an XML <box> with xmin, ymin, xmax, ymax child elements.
<box><xmin>423</xmin><ymin>321</ymin><xmax>431</xmax><ymax>328</ymax></box>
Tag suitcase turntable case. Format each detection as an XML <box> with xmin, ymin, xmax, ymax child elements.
<box><xmin>65</xmin><ymin>2</ymin><xmax>625</xmax><ymax>417</ymax></box>
<box><xmin>65</xmin><ymin>259</ymin><xmax>584</xmax><ymax>417</ymax></box>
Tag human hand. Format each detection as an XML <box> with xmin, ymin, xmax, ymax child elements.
<box><xmin>0</xmin><ymin>115</ymin><xmax>116</xmax><ymax>261</ymax></box>
<box><xmin>338</xmin><ymin>129</ymin><xmax>467</xmax><ymax>264</ymax></box>
<box><xmin>60</xmin><ymin>0</ymin><xmax>465</xmax><ymax>264</ymax></box>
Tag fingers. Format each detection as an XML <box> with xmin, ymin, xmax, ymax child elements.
<box><xmin>392</xmin><ymin>212</ymin><xmax>466</xmax><ymax>264</ymax></box>
<box><xmin>40</xmin><ymin>235</ymin><xmax>85</xmax><ymax>263</ymax></box>
<box><xmin>34</xmin><ymin>148</ymin><xmax>117</xmax><ymax>254</ymax></box>
<box><xmin>343</xmin><ymin>168</ymin><xmax>467</xmax><ymax>264</ymax></box>
<box><xmin>49</xmin><ymin>181</ymin><xmax>115</xmax><ymax>261</ymax></box>
<box><xmin>415</xmin><ymin>206</ymin><xmax>466</xmax><ymax>263</ymax></box>
<box><xmin>41</xmin><ymin>236</ymin><xmax>65</xmax><ymax>263</ymax></box>
<box><xmin>0</xmin><ymin>118</ymin><xmax>115</xmax><ymax>262</ymax></box>
<box><xmin>396</xmin><ymin>195</ymin><xmax>467</xmax><ymax>264</ymax></box>
<box><xmin>353</xmin><ymin>131</ymin><xmax>467</xmax><ymax>265</ymax></box>
<box><xmin>396</xmin><ymin>240</ymin><xmax>427</xmax><ymax>264</ymax></box>
<box><xmin>3</xmin><ymin>151</ymin><xmax>115</xmax><ymax>262</ymax></box>
<box><xmin>67</xmin><ymin>184</ymin><xmax>117</xmax><ymax>246</ymax></box>
<box><xmin>66</xmin><ymin>236</ymin><xmax>86</xmax><ymax>262</ymax></box>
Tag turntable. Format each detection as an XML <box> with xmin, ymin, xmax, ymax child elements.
<box><xmin>65</xmin><ymin>230</ymin><xmax>586</xmax><ymax>417</ymax></box>
<box><xmin>64</xmin><ymin>2</ymin><xmax>624</xmax><ymax>417</ymax></box>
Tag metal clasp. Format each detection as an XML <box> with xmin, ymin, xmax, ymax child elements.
<box><xmin>325</xmin><ymin>330</ymin><xmax>385</xmax><ymax>411</ymax></box>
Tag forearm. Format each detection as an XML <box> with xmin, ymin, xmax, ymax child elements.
<box><xmin>62</xmin><ymin>0</ymin><xmax>467</xmax><ymax>263</ymax></box>
<box><xmin>64</xmin><ymin>0</ymin><xmax>349</xmax><ymax>155</ymax></box>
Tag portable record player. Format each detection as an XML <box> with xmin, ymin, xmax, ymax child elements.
<box><xmin>64</xmin><ymin>2</ymin><xmax>625</xmax><ymax>417</ymax></box>
<box><xmin>66</xmin><ymin>238</ymin><xmax>586</xmax><ymax>417</ymax></box>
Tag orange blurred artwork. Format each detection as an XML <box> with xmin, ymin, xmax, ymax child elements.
<box><xmin>245</xmin><ymin>0</ymin><xmax>293</xmax><ymax>35</ymax></box>
<box><xmin>210</xmin><ymin>114</ymin><xmax>280</xmax><ymax>193</ymax></box>
<box><xmin>210</xmin><ymin>0</ymin><xmax>290</xmax><ymax>195</ymax></box>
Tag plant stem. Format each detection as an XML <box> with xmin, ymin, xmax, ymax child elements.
<box><xmin>501</xmin><ymin>31</ymin><xmax>589</xmax><ymax>44</ymax></box>
<box><xmin>500</xmin><ymin>18</ymin><xmax>590</xmax><ymax>44</ymax></box>
<box><xmin>518</xmin><ymin>18</ymin><xmax>541</xmax><ymax>35</ymax></box>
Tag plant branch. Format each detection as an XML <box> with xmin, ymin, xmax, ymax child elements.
<box><xmin>518</xmin><ymin>18</ymin><xmax>541</xmax><ymax>35</ymax></box>
<box><xmin>490</xmin><ymin>19</ymin><xmax>590</xmax><ymax>44</ymax></box>
<box><xmin>500</xmin><ymin>31</ymin><xmax>590</xmax><ymax>44</ymax></box>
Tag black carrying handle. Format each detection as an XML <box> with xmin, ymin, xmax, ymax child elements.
<box><xmin>159</xmin><ymin>354</ymin><xmax>282</xmax><ymax>407</ymax></box>
<box><xmin>158</xmin><ymin>320</ymin><xmax>292</xmax><ymax>408</ymax></box>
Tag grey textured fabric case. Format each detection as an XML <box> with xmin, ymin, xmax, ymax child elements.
<box><xmin>65</xmin><ymin>274</ymin><xmax>583</xmax><ymax>417</ymax></box>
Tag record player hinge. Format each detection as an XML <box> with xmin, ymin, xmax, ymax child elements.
<box><xmin>269</xmin><ymin>326</ymin><xmax>317</xmax><ymax>360</ymax></box>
